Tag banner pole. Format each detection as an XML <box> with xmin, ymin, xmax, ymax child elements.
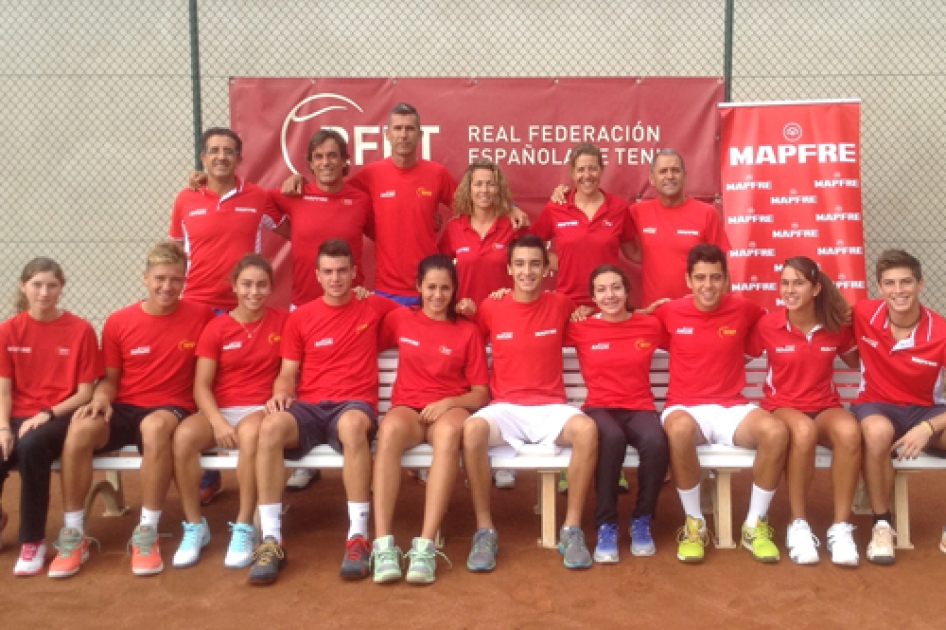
<box><xmin>724</xmin><ymin>0</ymin><xmax>734</xmax><ymax>102</ymax></box>
<box><xmin>189</xmin><ymin>0</ymin><xmax>203</xmax><ymax>169</ymax></box>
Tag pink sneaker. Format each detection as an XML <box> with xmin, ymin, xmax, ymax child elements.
<box><xmin>14</xmin><ymin>541</ymin><xmax>47</xmax><ymax>577</ymax></box>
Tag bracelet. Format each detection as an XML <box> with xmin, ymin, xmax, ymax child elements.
<box><xmin>925</xmin><ymin>420</ymin><xmax>936</xmax><ymax>435</ymax></box>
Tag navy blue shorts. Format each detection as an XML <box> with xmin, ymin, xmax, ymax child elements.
<box><xmin>284</xmin><ymin>400</ymin><xmax>377</xmax><ymax>459</ymax></box>
<box><xmin>851</xmin><ymin>402</ymin><xmax>946</xmax><ymax>456</ymax></box>
<box><xmin>97</xmin><ymin>403</ymin><xmax>190</xmax><ymax>454</ymax></box>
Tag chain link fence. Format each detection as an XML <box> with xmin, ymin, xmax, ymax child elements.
<box><xmin>2</xmin><ymin>1</ymin><xmax>944</xmax><ymax>328</ymax></box>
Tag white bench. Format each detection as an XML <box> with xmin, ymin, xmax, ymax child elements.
<box><xmin>69</xmin><ymin>349</ymin><xmax>940</xmax><ymax>551</ymax></box>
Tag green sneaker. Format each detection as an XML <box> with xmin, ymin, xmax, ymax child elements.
<box><xmin>617</xmin><ymin>471</ymin><xmax>630</xmax><ymax>494</ymax></box>
<box><xmin>676</xmin><ymin>516</ymin><xmax>708</xmax><ymax>563</ymax></box>
<box><xmin>370</xmin><ymin>535</ymin><xmax>402</xmax><ymax>583</ymax></box>
<box><xmin>404</xmin><ymin>537</ymin><xmax>452</xmax><ymax>584</ymax></box>
<box><xmin>742</xmin><ymin>517</ymin><xmax>780</xmax><ymax>563</ymax></box>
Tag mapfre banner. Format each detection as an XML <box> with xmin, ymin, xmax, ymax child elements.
<box><xmin>229</xmin><ymin>77</ymin><xmax>724</xmax><ymax>208</ymax></box>
<box><xmin>719</xmin><ymin>100</ymin><xmax>867</xmax><ymax>309</ymax></box>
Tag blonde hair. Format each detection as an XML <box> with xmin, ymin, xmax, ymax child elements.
<box><xmin>15</xmin><ymin>257</ymin><xmax>65</xmax><ymax>313</ymax></box>
<box><xmin>146</xmin><ymin>241</ymin><xmax>187</xmax><ymax>270</ymax></box>
<box><xmin>452</xmin><ymin>160</ymin><xmax>514</xmax><ymax>218</ymax></box>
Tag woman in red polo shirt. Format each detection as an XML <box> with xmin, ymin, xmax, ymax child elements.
<box><xmin>371</xmin><ymin>254</ymin><xmax>488</xmax><ymax>585</ymax></box>
<box><xmin>440</xmin><ymin>160</ymin><xmax>523</xmax><ymax>312</ymax></box>
<box><xmin>0</xmin><ymin>258</ymin><xmax>101</xmax><ymax>576</ymax></box>
<box><xmin>747</xmin><ymin>256</ymin><xmax>860</xmax><ymax>567</ymax></box>
<box><xmin>565</xmin><ymin>265</ymin><xmax>667</xmax><ymax>564</ymax></box>
<box><xmin>171</xmin><ymin>254</ymin><xmax>288</xmax><ymax>571</ymax></box>
<box><xmin>532</xmin><ymin>143</ymin><xmax>636</xmax><ymax>308</ymax></box>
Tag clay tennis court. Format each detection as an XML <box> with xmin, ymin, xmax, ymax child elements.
<box><xmin>1</xmin><ymin>467</ymin><xmax>943</xmax><ymax>629</ymax></box>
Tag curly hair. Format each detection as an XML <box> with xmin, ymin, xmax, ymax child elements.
<box><xmin>451</xmin><ymin>160</ymin><xmax>514</xmax><ymax>218</ymax></box>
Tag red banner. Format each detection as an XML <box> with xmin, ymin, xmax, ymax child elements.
<box><xmin>229</xmin><ymin>77</ymin><xmax>723</xmax><ymax>304</ymax></box>
<box><xmin>719</xmin><ymin>100</ymin><xmax>867</xmax><ymax>309</ymax></box>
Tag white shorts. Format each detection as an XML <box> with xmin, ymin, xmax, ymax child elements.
<box><xmin>660</xmin><ymin>404</ymin><xmax>758</xmax><ymax>447</ymax></box>
<box><xmin>218</xmin><ymin>405</ymin><xmax>266</xmax><ymax>427</ymax></box>
<box><xmin>468</xmin><ymin>403</ymin><xmax>580</xmax><ymax>458</ymax></box>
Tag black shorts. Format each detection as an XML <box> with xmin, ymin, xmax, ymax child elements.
<box><xmin>284</xmin><ymin>400</ymin><xmax>377</xmax><ymax>460</ymax></box>
<box><xmin>851</xmin><ymin>402</ymin><xmax>946</xmax><ymax>456</ymax></box>
<box><xmin>97</xmin><ymin>403</ymin><xmax>190</xmax><ymax>454</ymax></box>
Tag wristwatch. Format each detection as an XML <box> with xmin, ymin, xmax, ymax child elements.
<box><xmin>41</xmin><ymin>408</ymin><xmax>56</xmax><ymax>421</ymax></box>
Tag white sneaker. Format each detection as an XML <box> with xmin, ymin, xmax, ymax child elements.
<box><xmin>172</xmin><ymin>519</ymin><xmax>211</xmax><ymax>569</ymax></box>
<box><xmin>286</xmin><ymin>468</ymin><xmax>317</xmax><ymax>491</ymax></box>
<box><xmin>785</xmin><ymin>519</ymin><xmax>820</xmax><ymax>565</ymax></box>
<box><xmin>826</xmin><ymin>522</ymin><xmax>859</xmax><ymax>567</ymax></box>
<box><xmin>493</xmin><ymin>469</ymin><xmax>516</xmax><ymax>489</ymax></box>
<box><xmin>14</xmin><ymin>541</ymin><xmax>47</xmax><ymax>576</ymax></box>
<box><xmin>866</xmin><ymin>520</ymin><xmax>895</xmax><ymax>565</ymax></box>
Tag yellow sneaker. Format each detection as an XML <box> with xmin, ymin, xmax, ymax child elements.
<box><xmin>676</xmin><ymin>516</ymin><xmax>708</xmax><ymax>563</ymax></box>
<box><xmin>742</xmin><ymin>517</ymin><xmax>780</xmax><ymax>563</ymax></box>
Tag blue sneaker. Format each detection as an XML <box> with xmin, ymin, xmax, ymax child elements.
<box><xmin>630</xmin><ymin>515</ymin><xmax>656</xmax><ymax>556</ymax></box>
<box><xmin>558</xmin><ymin>526</ymin><xmax>592</xmax><ymax>569</ymax></box>
<box><xmin>199</xmin><ymin>470</ymin><xmax>223</xmax><ymax>505</ymax></box>
<box><xmin>466</xmin><ymin>529</ymin><xmax>498</xmax><ymax>572</ymax></box>
<box><xmin>172</xmin><ymin>518</ymin><xmax>211</xmax><ymax>568</ymax></box>
<box><xmin>593</xmin><ymin>523</ymin><xmax>619</xmax><ymax>564</ymax></box>
<box><xmin>225</xmin><ymin>522</ymin><xmax>257</xmax><ymax>569</ymax></box>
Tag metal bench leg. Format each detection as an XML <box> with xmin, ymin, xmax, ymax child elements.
<box><xmin>83</xmin><ymin>471</ymin><xmax>129</xmax><ymax>528</ymax></box>
<box><xmin>538</xmin><ymin>470</ymin><xmax>558</xmax><ymax>548</ymax></box>
<box><xmin>711</xmin><ymin>469</ymin><xmax>736</xmax><ymax>549</ymax></box>
<box><xmin>434</xmin><ymin>528</ymin><xmax>445</xmax><ymax>550</ymax></box>
<box><xmin>894</xmin><ymin>471</ymin><xmax>914</xmax><ymax>550</ymax></box>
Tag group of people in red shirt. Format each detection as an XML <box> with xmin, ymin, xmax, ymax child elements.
<box><xmin>2</xmin><ymin>102</ymin><xmax>944</xmax><ymax>585</ymax></box>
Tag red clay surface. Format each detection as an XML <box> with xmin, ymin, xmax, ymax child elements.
<box><xmin>2</xmin><ymin>468</ymin><xmax>945</xmax><ymax>629</ymax></box>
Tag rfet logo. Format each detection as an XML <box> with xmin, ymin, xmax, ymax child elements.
<box><xmin>178</xmin><ymin>339</ymin><xmax>197</xmax><ymax>351</ymax></box>
<box><xmin>717</xmin><ymin>326</ymin><xmax>738</xmax><ymax>338</ymax></box>
<box><xmin>783</xmin><ymin>122</ymin><xmax>803</xmax><ymax>143</ymax></box>
<box><xmin>634</xmin><ymin>339</ymin><xmax>653</xmax><ymax>351</ymax></box>
<box><xmin>268</xmin><ymin>333</ymin><xmax>282</xmax><ymax>345</ymax></box>
<box><xmin>281</xmin><ymin>93</ymin><xmax>442</xmax><ymax>174</ymax></box>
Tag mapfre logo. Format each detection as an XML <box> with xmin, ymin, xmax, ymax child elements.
<box><xmin>717</xmin><ymin>326</ymin><xmax>738</xmax><ymax>338</ymax></box>
<box><xmin>281</xmin><ymin>93</ymin><xmax>441</xmax><ymax>173</ymax></box>
<box><xmin>634</xmin><ymin>339</ymin><xmax>652</xmax><ymax>351</ymax></box>
<box><xmin>268</xmin><ymin>333</ymin><xmax>281</xmax><ymax>345</ymax></box>
<box><xmin>178</xmin><ymin>339</ymin><xmax>196</xmax><ymax>351</ymax></box>
<box><xmin>416</xmin><ymin>187</ymin><xmax>433</xmax><ymax>198</ymax></box>
<box><xmin>783</xmin><ymin>122</ymin><xmax>803</xmax><ymax>142</ymax></box>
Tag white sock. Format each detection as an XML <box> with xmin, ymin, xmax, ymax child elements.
<box><xmin>259</xmin><ymin>504</ymin><xmax>282</xmax><ymax>543</ymax></box>
<box><xmin>745</xmin><ymin>484</ymin><xmax>776</xmax><ymax>527</ymax></box>
<box><xmin>140</xmin><ymin>508</ymin><xmax>161</xmax><ymax>528</ymax></box>
<box><xmin>677</xmin><ymin>484</ymin><xmax>704</xmax><ymax>521</ymax></box>
<box><xmin>64</xmin><ymin>510</ymin><xmax>85</xmax><ymax>536</ymax></box>
<box><xmin>347</xmin><ymin>501</ymin><xmax>370</xmax><ymax>540</ymax></box>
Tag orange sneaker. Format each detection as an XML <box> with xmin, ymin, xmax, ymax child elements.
<box><xmin>128</xmin><ymin>525</ymin><xmax>164</xmax><ymax>576</ymax></box>
<box><xmin>48</xmin><ymin>528</ymin><xmax>96</xmax><ymax>578</ymax></box>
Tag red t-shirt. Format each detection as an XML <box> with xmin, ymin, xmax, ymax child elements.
<box><xmin>0</xmin><ymin>311</ymin><xmax>103</xmax><ymax>418</ymax></box>
<box><xmin>349</xmin><ymin>159</ymin><xmax>455</xmax><ymax>296</ymax></box>
<box><xmin>280</xmin><ymin>294</ymin><xmax>399</xmax><ymax>410</ymax></box>
<box><xmin>565</xmin><ymin>314</ymin><xmax>666</xmax><ymax>411</ymax></box>
<box><xmin>653</xmin><ymin>294</ymin><xmax>765</xmax><ymax>407</ymax></box>
<box><xmin>102</xmin><ymin>301</ymin><xmax>214</xmax><ymax>409</ymax></box>
<box><xmin>478</xmin><ymin>291</ymin><xmax>575</xmax><ymax>405</ymax></box>
<box><xmin>169</xmin><ymin>178</ymin><xmax>284</xmax><ymax>310</ymax></box>
<box><xmin>747</xmin><ymin>309</ymin><xmax>856</xmax><ymax>412</ymax></box>
<box><xmin>270</xmin><ymin>183</ymin><xmax>372</xmax><ymax>307</ymax></box>
<box><xmin>195</xmin><ymin>307</ymin><xmax>289</xmax><ymax>408</ymax></box>
<box><xmin>854</xmin><ymin>299</ymin><xmax>946</xmax><ymax>406</ymax></box>
<box><xmin>439</xmin><ymin>215</ymin><xmax>522</xmax><ymax>305</ymax></box>
<box><xmin>628</xmin><ymin>197</ymin><xmax>731</xmax><ymax>307</ymax></box>
<box><xmin>531</xmin><ymin>191</ymin><xmax>634</xmax><ymax>307</ymax></box>
<box><xmin>379</xmin><ymin>308</ymin><xmax>488</xmax><ymax>409</ymax></box>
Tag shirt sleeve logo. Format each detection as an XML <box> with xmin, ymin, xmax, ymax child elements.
<box><xmin>57</xmin><ymin>347</ymin><xmax>70</xmax><ymax>356</ymax></box>
<box><xmin>439</xmin><ymin>345</ymin><xmax>453</xmax><ymax>355</ymax></box>
<box><xmin>235</xmin><ymin>207</ymin><xmax>258</xmax><ymax>213</ymax></box>
<box><xmin>314</xmin><ymin>337</ymin><xmax>334</xmax><ymax>347</ymax></box>
<box><xmin>130</xmin><ymin>346</ymin><xmax>150</xmax><ymax>355</ymax></box>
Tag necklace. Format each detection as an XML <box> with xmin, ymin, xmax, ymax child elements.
<box><xmin>889</xmin><ymin>314</ymin><xmax>921</xmax><ymax>330</ymax></box>
<box><xmin>232</xmin><ymin>312</ymin><xmax>265</xmax><ymax>338</ymax></box>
